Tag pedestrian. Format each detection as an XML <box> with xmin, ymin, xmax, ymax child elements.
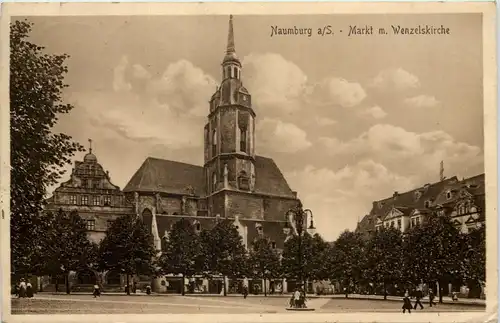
<box><xmin>146</xmin><ymin>285</ymin><xmax>151</xmax><ymax>295</ymax></box>
<box><xmin>93</xmin><ymin>284</ymin><xmax>101</xmax><ymax>298</ymax></box>
<box><xmin>344</xmin><ymin>287</ymin><xmax>348</xmax><ymax>298</ymax></box>
<box><xmin>18</xmin><ymin>279</ymin><xmax>27</xmax><ymax>298</ymax></box>
<box><xmin>242</xmin><ymin>285</ymin><xmax>248</xmax><ymax>299</ymax></box>
<box><xmin>402</xmin><ymin>294</ymin><xmax>412</xmax><ymax>314</ymax></box>
<box><xmin>452</xmin><ymin>292</ymin><xmax>459</xmax><ymax>301</ymax></box>
<box><xmin>413</xmin><ymin>287</ymin><xmax>424</xmax><ymax>310</ymax></box>
<box><xmin>26</xmin><ymin>281</ymin><xmax>34</xmax><ymax>298</ymax></box>
<box><xmin>429</xmin><ymin>289</ymin><xmax>436</xmax><ymax>307</ymax></box>
<box><xmin>293</xmin><ymin>288</ymin><xmax>301</xmax><ymax>308</ymax></box>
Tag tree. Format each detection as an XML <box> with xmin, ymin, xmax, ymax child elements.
<box><xmin>363</xmin><ymin>227</ymin><xmax>403</xmax><ymax>299</ymax></box>
<box><xmin>98</xmin><ymin>214</ymin><xmax>158</xmax><ymax>295</ymax></box>
<box><xmin>248</xmin><ymin>237</ymin><xmax>281</xmax><ymax>296</ymax></box>
<box><xmin>459</xmin><ymin>225</ymin><xmax>485</xmax><ymax>298</ymax></box>
<box><xmin>159</xmin><ymin>218</ymin><xmax>202</xmax><ymax>295</ymax></box>
<box><xmin>403</xmin><ymin>214</ymin><xmax>462</xmax><ymax>303</ymax></box>
<box><xmin>44</xmin><ymin>209</ymin><xmax>98</xmax><ymax>294</ymax></box>
<box><xmin>10</xmin><ymin>19</ymin><xmax>84</xmax><ymax>277</ymax></box>
<box><xmin>202</xmin><ymin>220</ymin><xmax>248</xmax><ymax>296</ymax></box>
<box><xmin>326</xmin><ymin>230</ymin><xmax>366</xmax><ymax>297</ymax></box>
<box><xmin>281</xmin><ymin>232</ymin><xmax>329</xmax><ymax>291</ymax></box>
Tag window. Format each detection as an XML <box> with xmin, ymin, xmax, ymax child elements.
<box><xmin>81</xmin><ymin>195</ymin><xmax>89</xmax><ymax>205</ymax></box>
<box><xmin>93</xmin><ymin>196</ymin><xmax>100</xmax><ymax>206</ymax></box>
<box><xmin>212</xmin><ymin>130</ymin><xmax>217</xmax><ymax>156</ymax></box>
<box><xmin>86</xmin><ymin>219</ymin><xmax>96</xmax><ymax>231</ymax></box>
<box><xmin>195</xmin><ymin>222</ymin><xmax>201</xmax><ymax>231</ymax></box>
<box><xmin>238</xmin><ymin>171</ymin><xmax>249</xmax><ymax>190</ymax></box>
<box><xmin>240</xmin><ymin>127</ymin><xmax>247</xmax><ymax>152</ymax></box>
<box><xmin>92</xmin><ymin>180</ymin><xmax>100</xmax><ymax>189</ymax></box>
<box><xmin>446</xmin><ymin>191</ymin><xmax>452</xmax><ymax>200</ymax></box>
<box><xmin>103</xmin><ymin>195</ymin><xmax>111</xmax><ymax>206</ymax></box>
<box><xmin>212</xmin><ymin>172</ymin><xmax>217</xmax><ymax>192</ymax></box>
<box><xmin>390</xmin><ymin>221</ymin><xmax>395</xmax><ymax>228</ymax></box>
<box><xmin>424</xmin><ymin>200</ymin><xmax>430</xmax><ymax>208</ymax></box>
<box><xmin>69</xmin><ymin>195</ymin><xmax>77</xmax><ymax>205</ymax></box>
<box><xmin>416</xmin><ymin>217</ymin><xmax>421</xmax><ymax>226</ymax></box>
<box><xmin>271</xmin><ymin>241</ymin><xmax>277</xmax><ymax>249</ymax></box>
<box><xmin>397</xmin><ymin>219</ymin><xmax>401</xmax><ymax>229</ymax></box>
<box><xmin>81</xmin><ymin>179</ymin><xmax>88</xmax><ymax>188</ymax></box>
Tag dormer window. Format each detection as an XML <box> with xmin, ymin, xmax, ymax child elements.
<box><xmin>194</xmin><ymin>221</ymin><xmax>201</xmax><ymax>232</ymax></box>
<box><xmin>424</xmin><ymin>200</ymin><xmax>431</xmax><ymax>208</ymax></box>
<box><xmin>446</xmin><ymin>191</ymin><xmax>452</xmax><ymax>200</ymax></box>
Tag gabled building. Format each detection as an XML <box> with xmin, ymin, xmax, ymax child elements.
<box><xmin>356</xmin><ymin>174</ymin><xmax>485</xmax><ymax>238</ymax></box>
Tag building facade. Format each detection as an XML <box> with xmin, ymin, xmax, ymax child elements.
<box><xmin>121</xmin><ymin>15</ymin><xmax>302</xmax><ymax>294</ymax></box>
<box><xmin>45</xmin><ymin>15</ymin><xmax>304</xmax><ymax>294</ymax></box>
<box><xmin>356</xmin><ymin>174</ymin><xmax>485</xmax><ymax>238</ymax></box>
<box><xmin>43</xmin><ymin>143</ymin><xmax>135</xmax><ymax>291</ymax></box>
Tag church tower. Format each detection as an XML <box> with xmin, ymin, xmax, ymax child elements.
<box><xmin>204</xmin><ymin>15</ymin><xmax>256</xmax><ymax>200</ymax></box>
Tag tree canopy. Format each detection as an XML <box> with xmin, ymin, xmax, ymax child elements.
<box><xmin>98</xmin><ymin>214</ymin><xmax>158</xmax><ymax>293</ymax></box>
<box><xmin>10</xmin><ymin>19</ymin><xmax>83</xmax><ymax>276</ymax></box>
<box><xmin>159</xmin><ymin>218</ymin><xmax>202</xmax><ymax>295</ymax></box>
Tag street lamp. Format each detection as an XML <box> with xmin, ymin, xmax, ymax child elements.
<box><xmin>283</xmin><ymin>202</ymin><xmax>316</xmax><ymax>301</ymax></box>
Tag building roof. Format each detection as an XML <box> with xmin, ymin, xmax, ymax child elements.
<box><xmin>123</xmin><ymin>158</ymin><xmax>205</xmax><ymax>196</ymax></box>
<box><xmin>124</xmin><ymin>156</ymin><xmax>296</xmax><ymax>199</ymax></box>
<box><xmin>254</xmin><ymin>156</ymin><xmax>295</xmax><ymax>198</ymax></box>
<box><xmin>356</xmin><ymin>173</ymin><xmax>485</xmax><ymax>236</ymax></box>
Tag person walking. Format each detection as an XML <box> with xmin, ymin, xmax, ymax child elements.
<box><xmin>413</xmin><ymin>287</ymin><xmax>424</xmax><ymax>310</ymax></box>
<box><xmin>26</xmin><ymin>281</ymin><xmax>33</xmax><ymax>298</ymax></box>
<box><xmin>429</xmin><ymin>289</ymin><xmax>436</xmax><ymax>307</ymax></box>
<box><xmin>93</xmin><ymin>284</ymin><xmax>101</xmax><ymax>298</ymax></box>
<box><xmin>242</xmin><ymin>285</ymin><xmax>249</xmax><ymax>299</ymax></box>
<box><xmin>402</xmin><ymin>294</ymin><xmax>412</xmax><ymax>314</ymax></box>
<box><xmin>293</xmin><ymin>288</ymin><xmax>300</xmax><ymax>308</ymax></box>
<box><xmin>18</xmin><ymin>279</ymin><xmax>27</xmax><ymax>298</ymax></box>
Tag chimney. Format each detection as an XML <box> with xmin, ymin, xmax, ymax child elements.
<box><xmin>292</xmin><ymin>191</ymin><xmax>298</xmax><ymax>198</ymax></box>
<box><xmin>393</xmin><ymin>191</ymin><xmax>399</xmax><ymax>197</ymax></box>
<box><xmin>106</xmin><ymin>170</ymin><xmax>110</xmax><ymax>178</ymax></box>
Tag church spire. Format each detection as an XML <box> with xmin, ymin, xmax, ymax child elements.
<box><xmin>226</xmin><ymin>15</ymin><xmax>235</xmax><ymax>54</ymax></box>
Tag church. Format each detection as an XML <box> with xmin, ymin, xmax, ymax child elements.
<box><xmin>44</xmin><ymin>15</ymin><xmax>305</xmax><ymax>294</ymax></box>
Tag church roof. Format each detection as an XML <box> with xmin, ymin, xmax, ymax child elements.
<box><xmin>254</xmin><ymin>156</ymin><xmax>295</xmax><ymax>198</ymax></box>
<box><xmin>123</xmin><ymin>158</ymin><xmax>204</xmax><ymax>196</ymax></box>
<box><xmin>124</xmin><ymin>155</ymin><xmax>296</xmax><ymax>198</ymax></box>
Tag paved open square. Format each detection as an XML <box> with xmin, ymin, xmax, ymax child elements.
<box><xmin>11</xmin><ymin>295</ymin><xmax>486</xmax><ymax>314</ymax></box>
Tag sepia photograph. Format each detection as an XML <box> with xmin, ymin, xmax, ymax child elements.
<box><xmin>0</xmin><ymin>2</ymin><xmax>497</xmax><ymax>322</ymax></box>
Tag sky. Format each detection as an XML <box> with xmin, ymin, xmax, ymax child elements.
<box><xmin>22</xmin><ymin>13</ymin><xmax>484</xmax><ymax>241</ymax></box>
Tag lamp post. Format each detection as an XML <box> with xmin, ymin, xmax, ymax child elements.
<box><xmin>283</xmin><ymin>203</ymin><xmax>316</xmax><ymax>300</ymax></box>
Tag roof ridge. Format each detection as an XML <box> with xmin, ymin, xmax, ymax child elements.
<box><xmin>146</xmin><ymin>156</ymin><xmax>203</xmax><ymax>168</ymax></box>
<box><xmin>377</xmin><ymin>176</ymin><xmax>459</xmax><ymax>202</ymax></box>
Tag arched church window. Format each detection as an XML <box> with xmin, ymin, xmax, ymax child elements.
<box><xmin>240</xmin><ymin>127</ymin><xmax>247</xmax><ymax>152</ymax></box>
<box><xmin>212</xmin><ymin>172</ymin><xmax>217</xmax><ymax>192</ymax></box>
<box><xmin>212</xmin><ymin>130</ymin><xmax>217</xmax><ymax>157</ymax></box>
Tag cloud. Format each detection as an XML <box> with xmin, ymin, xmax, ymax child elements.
<box><xmin>319</xmin><ymin>124</ymin><xmax>483</xmax><ymax>179</ymax></box>
<box><xmin>73</xmin><ymin>58</ymin><xmax>220</xmax><ymax>149</ymax></box>
<box><xmin>256</xmin><ymin>118</ymin><xmax>312</xmax><ymax>153</ymax></box>
<box><xmin>146</xmin><ymin>59</ymin><xmax>217</xmax><ymax>117</ymax></box>
<box><xmin>358</xmin><ymin>105</ymin><xmax>387</xmax><ymax>119</ymax></box>
<box><xmin>315</xmin><ymin>117</ymin><xmax>337</xmax><ymax>126</ymax></box>
<box><xmin>404</xmin><ymin>94</ymin><xmax>440</xmax><ymax>108</ymax></box>
<box><xmin>371</xmin><ymin>68</ymin><xmax>420</xmax><ymax>91</ymax></box>
<box><xmin>132</xmin><ymin>64</ymin><xmax>152</xmax><ymax>80</ymax></box>
<box><xmin>113</xmin><ymin>55</ymin><xmax>132</xmax><ymax>92</ymax></box>
<box><xmin>308</xmin><ymin>77</ymin><xmax>366</xmax><ymax>108</ymax></box>
<box><xmin>286</xmin><ymin>161</ymin><xmax>416</xmax><ymax>240</ymax></box>
<box><xmin>242</xmin><ymin>53</ymin><xmax>308</xmax><ymax>113</ymax></box>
